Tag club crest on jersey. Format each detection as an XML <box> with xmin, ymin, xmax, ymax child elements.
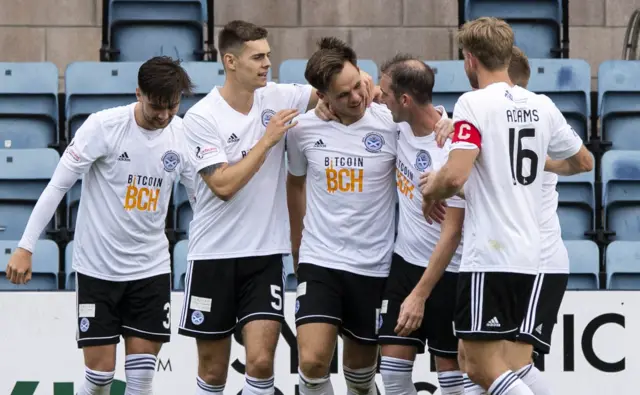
<box><xmin>161</xmin><ymin>150</ymin><xmax>180</xmax><ymax>172</ymax></box>
<box><xmin>262</xmin><ymin>109</ymin><xmax>276</xmax><ymax>127</ymax></box>
<box><xmin>415</xmin><ymin>150</ymin><xmax>432</xmax><ymax>171</ymax></box>
<box><xmin>363</xmin><ymin>132</ymin><xmax>385</xmax><ymax>153</ymax></box>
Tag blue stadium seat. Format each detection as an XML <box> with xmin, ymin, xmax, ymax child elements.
<box><xmin>424</xmin><ymin>61</ymin><xmax>472</xmax><ymax>115</ymax></box>
<box><xmin>598</xmin><ymin>61</ymin><xmax>640</xmax><ymax>150</ymax></box>
<box><xmin>178</xmin><ymin>61</ymin><xmax>226</xmax><ymax>114</ymax></box>
<box><xmin>279</xmin><ymin>59</ymin><xmax>379</xmax><ymax>84</ymax></box>
<box><xmin>602</xmin><ymin>150</ymin><xmax>640</xmax><ymax>241</ymax></box>
<box><xmin>108</xmin><ymin>0</ymin><xmax>206</xmax><ymax>61</ymax></box>
<box><xmin>565</xmin><ymin>240</ymin><xmax>600</xmax><ymax>290</ymax></box>
<box><xmin>173</xmin><ymin>180</ymin><xmax>192</xmax><ymax>238</ymax></box>
<box><xmin>0</xmin><ymin>62</ymin><xmax>59</xmax><ymax>149</ymax></box>
<box><xmin>65</xmin><ymin>241</ymin><xmax>75</xmax><ymax>290</ymax></box>
<box><xmin>464</xmin><ymin>0</ymin><xmax>562</xmax><ymax>58</ymax></box>
<box><xmin>528</xmin><ymin>59</ymin><xmax>591</xmax><ymax>141</ymax></box>
<box><xmin>0</xmin><ymin>149</ymin><xmax>59</xmax><ymax>240</ymax></box>
<box><xmin>172</xmin><ymin>239</ymin><xmax>188</xmax><ymax>290</ymax></box>
<box><xmin>606</xmin><ymin>241</ymin><xmax>640</xmax><ymax>289</ymax></box>
<box><xmin>283</xmin><ymin>254</ymin><xmax>297</xmax><ymax>291</ymax></box>
<box><xmin>65</xmin><ymin>61</ymin><xmax>224</xmax><ymax>140</ymax></box>
<box><xmin>65</xmin><ymin>62</ymin><xmax>138</xmax><ymax>139</ymax></box>
<box><xmin>556</xmin><ymin>154</ymin><xmax>595</xmax><ymax>239</ymax></box>
<box><xmin>0</xmin><ymin>240</ymin><xmax>59</xmax><ymax>290</ymax></box>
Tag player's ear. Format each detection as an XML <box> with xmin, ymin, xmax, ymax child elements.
<box><xmin>135</xmin><ymin>87</ymin><xmax>143</xmax><ymax>102</ymax></box>
<box><xmin>224</xmin><ymin>53</ymin><xmax>237</xmax><ymax>72</ymax></box>
<box><xmin>316</xmin><ymin>90</ymin><xmax>326</xmax><ymax>102</ymax></box>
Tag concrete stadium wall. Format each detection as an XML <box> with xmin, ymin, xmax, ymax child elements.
<box><xmin>0</xmin><ymin>0</ymin><xmax>637</xmax><ymax>89</ymax></box>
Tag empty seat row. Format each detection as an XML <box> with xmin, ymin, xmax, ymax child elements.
<box><xmin>2</xmin><ymin>239</ymin><xmax>638</xmax><ymax>291</ymax></box>
<box><xmin>0</xmin><ymin>58</ymin><xmax>592</xmax><ymax>147</ymax></box>
<box><xmin>106</xmin><ymin>0</ymin><xmax>207</xmax><ymax>62</ymax></box>
<box><xmin>465</xmin><ymin>0</ymin><xmax>563</xmax><ymax>59</ymax></box>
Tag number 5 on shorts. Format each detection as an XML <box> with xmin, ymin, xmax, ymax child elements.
<box><xmin>271</xmin><ymin>285</ymin><xmax>283</xmax><ymax>311</ymax></box>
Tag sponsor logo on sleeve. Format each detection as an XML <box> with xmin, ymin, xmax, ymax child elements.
<box><xmin>195</xmin><ymin>146</ymin><xmax>219</xmax><ymax>160</ymax></box>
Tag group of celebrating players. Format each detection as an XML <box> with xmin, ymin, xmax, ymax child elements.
<box><xmin>5</xmin><ymin>15</ymin><xmax>593</xmax><ymax>395</ymax></box>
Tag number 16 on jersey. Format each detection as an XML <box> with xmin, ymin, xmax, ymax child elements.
<box><xmin>508</xmin><ymin>127</ymin><xmax>539</xmax><ymax>186</ymax></box>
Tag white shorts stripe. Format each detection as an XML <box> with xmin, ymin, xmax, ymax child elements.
<box><xmin>179</xmin><ymin>260</ymin><xmax>195</xmax><ymax>328</ymax></box>
<box><xmin>521</xmin><ymin>273</ymin><xmax>544</xmax><ymax>334</ymax></box>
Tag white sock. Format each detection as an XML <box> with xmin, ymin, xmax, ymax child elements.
<box><xmin>379</xmin><ymin>356</ymin><xmax>417</xmax><ymax>395</ymax></box>
<box><xmin>463</xmin><ymin>373</ymin><xmax>486</xmax><ymax>395</ymax></box>
<box><xmin>488</xmin><ymin>371</ymin><xmax>534</xmax><ymax>395</ymax></box>
<box><xmin>196</xmin><ymin>376</ymin><xmax>225</xmax><ymax>394</ymax></box>
<box><xmin>78</xmin><ymin>367</ymin><xmax>114</xmax><ymax>395</ymax></box>
<box><xmin>516</xmin><ymin>364</ymin><xmax>553</xmax><ymax>395</ymax></box>
<box><xmin>438</xmin><ymin>370</ymin><xmax>464</xmax><ymax>395</ymax></box>
<box><xmin>344</xmin><ymin>364</ymin><xmax>377</xmax><ymax>395</ymax></box>
<box><xmin>124</xmin><ymin>354</ymin><xmax>157</xmax><ymax>395</ymax></box>
<box><xmin>242</xmin><ymin>374</ymin><xmax>275</xmax><ymax>395</ymax></box>
<box><xmin>298</xmin><ymin>369</ymin><xmax>334</xmax><ymax>394</ymax></box>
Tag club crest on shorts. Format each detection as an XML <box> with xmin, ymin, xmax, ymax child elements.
<box><xmin>79</xmin><ymin>317</ymin><xmax>90</xmax><ymax>333</ymax></box>
<box><xmin>377</xmin><ymin>315</ymin><xmax>383</xmax><ymax>330</ymax></box>
<box><xmin>415</xmin><ymin>149</ymin><xmax>432</xmax><ymax>172</ymax></box>
<box><xmin>295</xmin><ymin>300</ymin><xmax>300</xmax><ymax>314</ymax></box>
<box><xmin>363</xmin><ymin>132</ymin><xmax>385</xmax><ymax>153</ymax></box>
<box><xmin>162</xmin><ymin>150</ymin><xmax>180</xmax><ymax>172</ymax></box>
<box><xmin>191</xmin><ymin>310</ymin><xmax>205</xmax><ymax>326</ymax></box>
<box><xmin>262</xmin><ymin>109</ymin><xmax>276</xmax><ymax>127</ymax></box>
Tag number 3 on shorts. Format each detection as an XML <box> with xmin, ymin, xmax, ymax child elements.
<box><xmin>163</xmin><ymin>302</ymin><xmax>171</xmax><ymax>329</ymax></box>
<box><xmin>271</xmin><ymin>285</ymin><xmax>283</xmax><ymax>311</ymax></box>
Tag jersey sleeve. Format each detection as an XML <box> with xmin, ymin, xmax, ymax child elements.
<box><xmin>546</xmin><ymin>101</ymin><xmax>583</xmax><ymax>160</ymax></box>
<box><xmin>438</xmin><ymin>141</ymin><xmax>465</xmax><ymax>209</ymax></box>
<box><xmin>286</xmin><ymin>125</ymin><xmax>307</xmax><ymax>177</ymax></box>
<box><xmin>182</xmin><ymin>112</ymin><xmax>228</xmax><ymax>173</ymax></box>
<box><xmin>275</xmin><ymin>83</ymin><xmax>314</xmax><ymax>113</ymax></box>
<box><xmin>60</xmin><ymin>114</ymin><xmax>109</xmax><ymax>173</ymax></box>
<box><xmin>450</xmin><ymin>95</ymin><xmax>482</xmax><ymax>151</ymax></box>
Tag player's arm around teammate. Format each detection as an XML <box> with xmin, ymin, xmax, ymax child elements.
<box><xmin>186</xmin><ymin>108</ymin><xmax>299</xmax><ymax>201</ymax></box>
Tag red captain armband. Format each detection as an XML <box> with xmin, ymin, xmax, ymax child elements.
<box><xmin>452</xmin><ymin>121</ymin><xmax>481</xmax><ymax>149</ymax></box>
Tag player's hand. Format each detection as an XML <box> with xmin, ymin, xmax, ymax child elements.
<box><xmin>395</xmin><ymin>290</ymin><xmax>427</xmax><ymax>337</ymax></box>
<box><xmin>371</xmin><ymin>85</ymin><xmax>383</xmax><ymax>104</ymax></box>
<box><xmin>264</xmin><ymin>109</ymin><xmax>300</xmax><ymax>147</ymax></box>
<box><xmin>359</xmin><ymin>70</ymin><xmax>375</xmax><ymax>107</ymax></box>
<box><xmin>425</xmin><ymin>200</ymin><xmax>447</xmax><ymax>225</ymax></box>
<box><xmin>5</xmin><ymin>247</ymin><xmax>33</xmax><ymax>285</ymax></box>
<box><xmin>435</xmin><ymin>118</ymin><xmax>454</xmax><ymax>148</ymax></box>
<box><xmin>314</xmin><ymin>99</ymin><xmax>340</xmax><ymax>122</ymax></box>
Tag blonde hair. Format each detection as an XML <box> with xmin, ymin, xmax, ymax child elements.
<box><xmin>508</xmin><ymin>46</ymin><xmax>530</xmax><ymax>88</ymax></box>
<box><xmin>457</xmin><ymin>17</ymin><xmax>514</xmax><ymax>71</ymax></box>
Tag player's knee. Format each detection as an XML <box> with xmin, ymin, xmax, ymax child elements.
<box><xmin>245</xmin><ymin>352</ymin><xmax>275</xmax><ymax>378</ymax></box>
<box><xmin>299</xmin><ymin>355</ymin><xmax>331</xmax><ymax>379</ymax></box>
<box><xmin>197</xmin><ymin>356</ymin><xmax>228</xmax><ymax>385</ymax></box>
<box><xmin>435</xmin><ymin>356</ymin><xmax>459</xmax><ymax>373</ymax></box>
<box><xmin>83</xmin><ymin>345</ymin><xmax>117</xmax><ymax>372</ymax></box>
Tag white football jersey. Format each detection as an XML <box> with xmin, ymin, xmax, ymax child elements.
<box><xmin>62</xmin><ymin>103</ymin><xmax>194</xmax><ymax>281</ymax></box>
<box><xmin>183</xmin><ymin>82</ymin><xmax>312</xmax><ymax>261</ymax></box>
<box><xmin>539</xmin><ymin>172</ymin><xmax>570</xmax><ymax>273</ymax></box>
<box><xmin>450</xmin><ymin>83</ymin><xmax>582</xmax><ymax>275</ymax></box>
<box><xmin>394</xmin><ymin>109</ymin><xmax>465</xmax><ymax>273</ymax></box>
<box><xmin>287</xmin><ymin>104</ymin><xmax>398</xmax><ymax>277</ymax></box>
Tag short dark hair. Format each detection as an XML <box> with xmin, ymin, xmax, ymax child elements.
<box><xmin>508</xmin><ymin>46</ymin><xmax>530</xmax><ymax>88</ymax></box>
<box><xmin>138</xmin><ymin>56</ymin><xmax>194</xmax><ymax>103</ymax></box>
<box><xmin>381</xmin><ymin>53</ymin><xmax>434</xmax><ymax>105</ymax></box>
<box><xmin>304</xmin><ymin>37</ymin><xmax>358</xmax><ymax>92</ymax></box>
<box><xmin>218</xmin><ymin>20</ymin><xmax>268</xmax><ymax>56</ymax></box>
